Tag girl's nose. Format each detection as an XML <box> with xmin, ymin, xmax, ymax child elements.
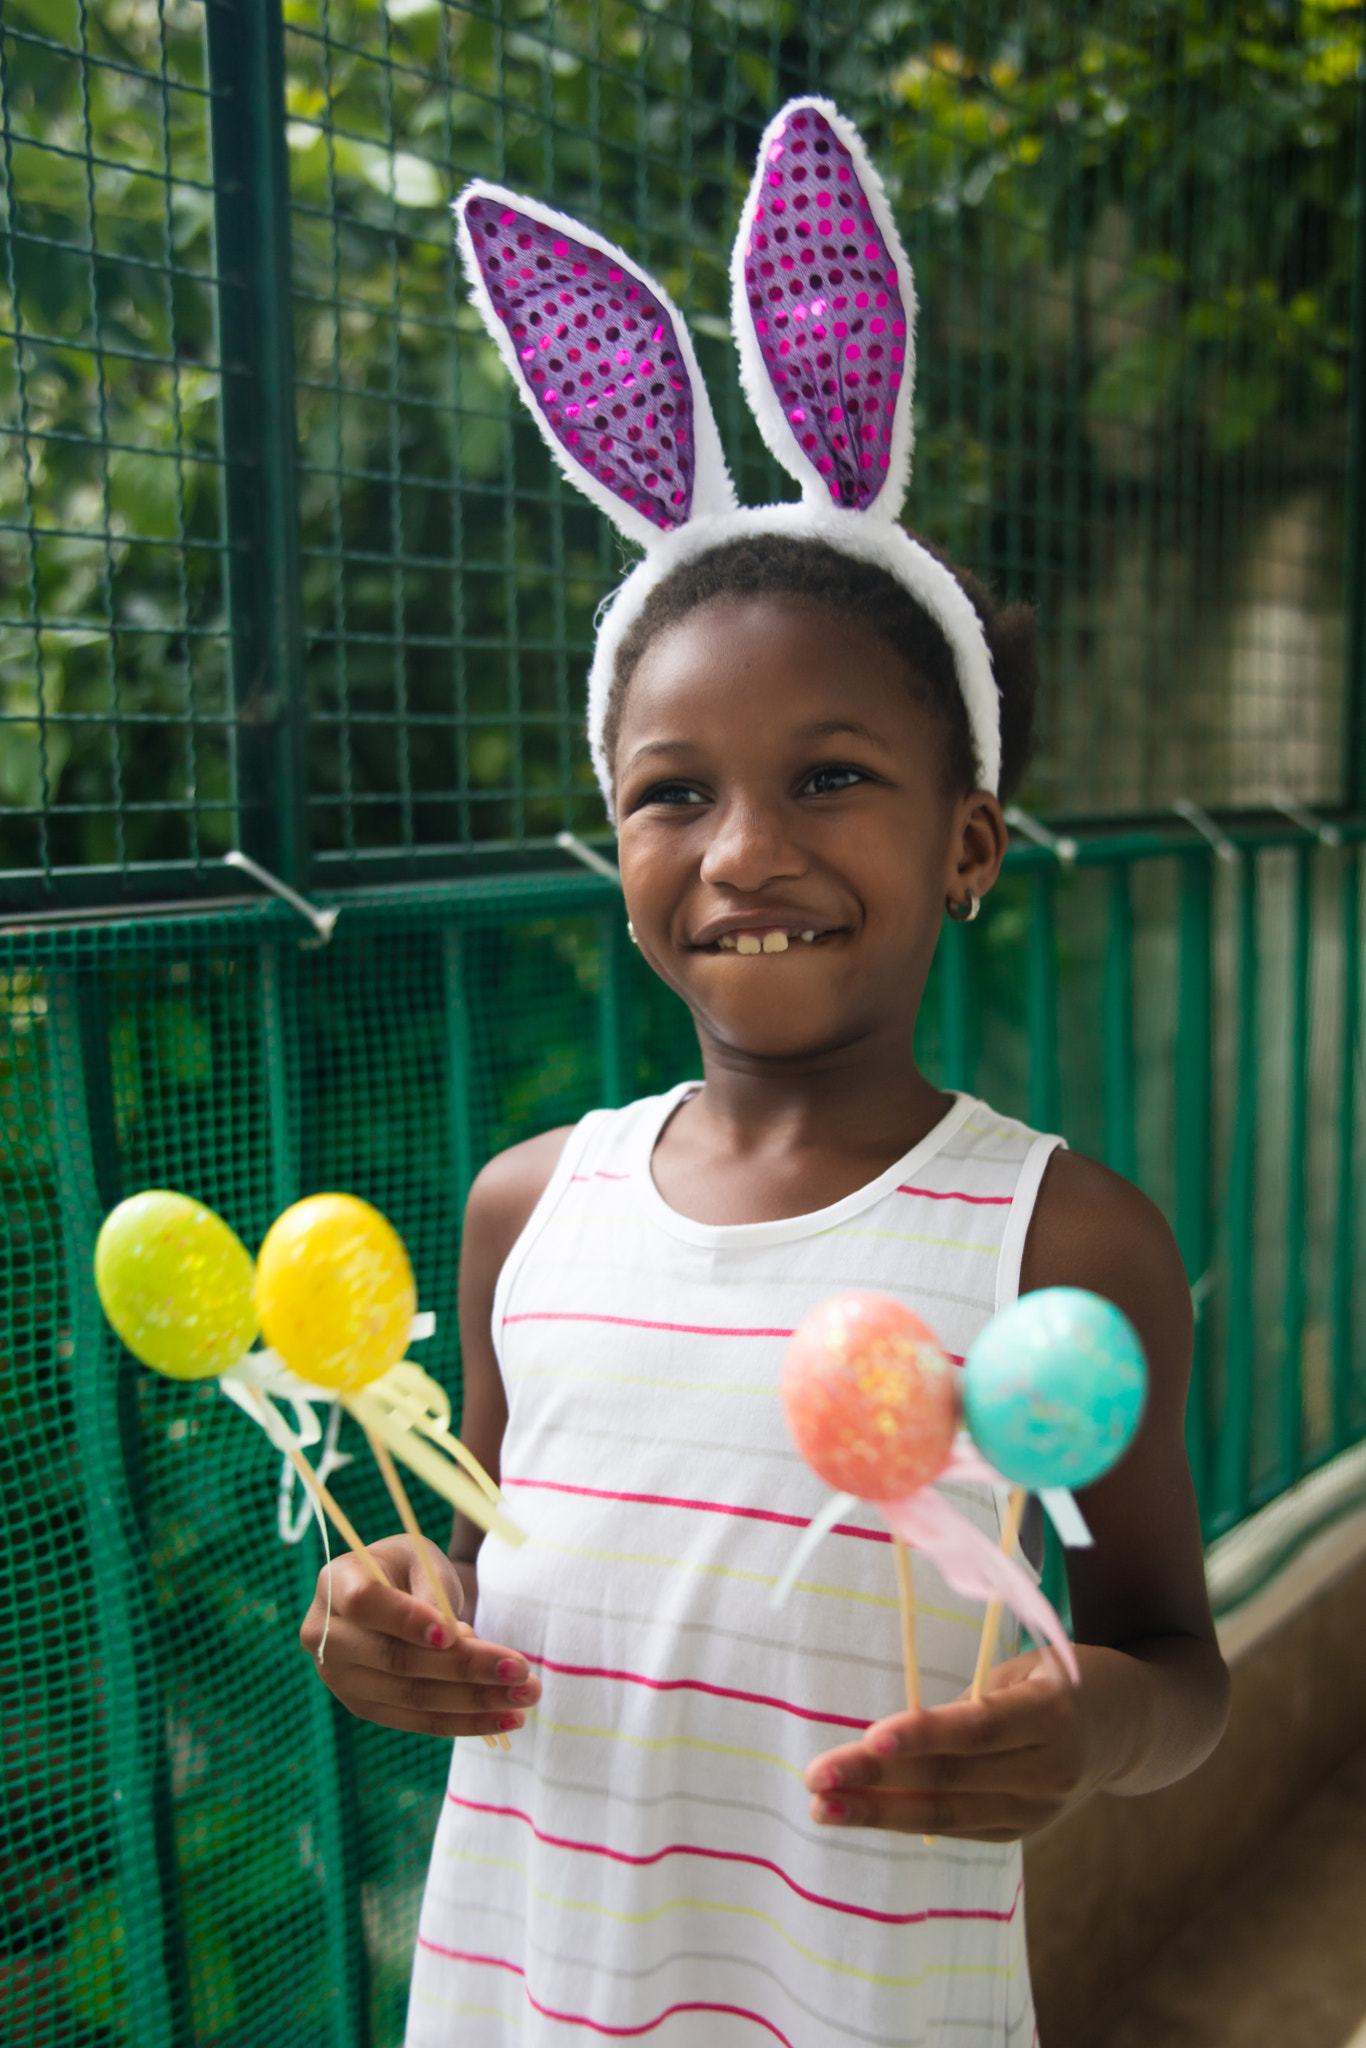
<box><xmin>698</xmin><ymin>797</ymin><xmax>807</xmax><ymax>894</ymax></box>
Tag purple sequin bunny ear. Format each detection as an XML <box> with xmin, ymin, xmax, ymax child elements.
<box><xmin>455</xmin><ymin>184</ymin><xmax>736</xmax><ymax>549</ymax></box>
<box><xmin>731</xmin><ymin>98</ymin><xmax>917</xmax><ymax>521</ymax></box>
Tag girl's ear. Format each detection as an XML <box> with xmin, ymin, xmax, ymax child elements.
<box><xmin>456</xmin><ymin>184</ymin><xmax>736</xmax><ymax>550</ymax></box>
<box><xmin>731</xmin><ymin>98</ymin><xmax>917</xmax><ymax>523</ymax></box>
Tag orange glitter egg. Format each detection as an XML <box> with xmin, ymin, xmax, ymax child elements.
<box><xmin>782</xmin><ymin>1292</ymin><xmax>959</xmax><ymax>1500</ymax></box>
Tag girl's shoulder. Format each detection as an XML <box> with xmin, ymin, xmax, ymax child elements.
<box><xmin>461</xmin><ymin>1086</ymin><xmax>686</xmax><ymax>1276</ymax></box>
<box><xmin>1022</xmin><ymin>1146</ymin><xmax>1193</xmax><ymax>1408</ymax></box>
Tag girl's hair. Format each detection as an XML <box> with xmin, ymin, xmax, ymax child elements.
<box><xmin>604</xmin><ymin>533</ymin><xmax>1038</xmax><ymax>801</ymax></box>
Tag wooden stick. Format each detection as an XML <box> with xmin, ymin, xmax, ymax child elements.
<box><xmin>248</xmin><ymin>1389</ymin><xmax>389</xmax><ymax>1586</ymax></box>
<box><xmin>970</xmin><ymin>1486</ymin><xmax>1028</xmax><ymax>1703</ymax></box>
<box><xmin>363</xmin><ymin>1426</ymin><xmax>505</xmax><ymax>1751</ymax></box>
<box><xmin>364</xmin><ymin>1428</ymin><xmax>458</xmax><ymax>1629</ymax></box>
<box><xmin>891</xmin><ymin>1538</ymin><xmax>921</xmax><ymax>1713</ymax></box>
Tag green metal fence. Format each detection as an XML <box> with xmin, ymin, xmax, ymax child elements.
<box><xmin>4</xmin><ymin>814</ymin><xmax>1366</xmax><ymax>2044</ymax></box>
<box><xmin>2</xmin><ymin>0</ymin><xmax>1362</xmax><ymax>904</ymax></box>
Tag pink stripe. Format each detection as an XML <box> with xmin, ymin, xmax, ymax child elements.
<box><xmin>523</xmin><ymin>1650</ymin><xmax>869</xmax><ymax>1730</ymax></box>
<box><xmin>504</xmin><ymin>1310</ymin><xmax>795</xmax><ymax>1338</ymax></box>
<box><xmin>417</xmin><ymin>1941</ymin><xmax>796</xmax><ymax>2044</ymax></box>
<box><xmin>447</xmin><ymin>1794</ymin><xmax>1022</xmax><ymax>1929</ymax></box>
<box><xmin>502</xmin><ymin>1472</ymin><xmax>892</xmax><ymax>1545</ymax></box>
<box><xmin>570</xmin><ymin>1171</ymin><xmax>633</xmax><ymax>1182</ymax></box>
<box><xmin>896</xmin><ymin>1182</ymin><xmax>1011</xmax><ymax>1205</ymax></box>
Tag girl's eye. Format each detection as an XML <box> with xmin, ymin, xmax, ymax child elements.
<box><xmin>638</xmin><ymin>780</ymin><xmax>707</xmax><ymax>808</ymax></box>
<box><xmin>803</xmin><ymin>764</ymin><xmax>867</xmax><ymax>796</ymax></box>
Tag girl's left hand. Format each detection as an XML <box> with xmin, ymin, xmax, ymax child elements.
<box><xmin>804</xmin><ymin>1649</ymin><xmax>1101</xmax><ymax>1842</ymax></box>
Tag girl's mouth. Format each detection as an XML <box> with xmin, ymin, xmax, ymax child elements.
<box><xmin>712</xmin><ymin>927</ymin><xmax>827</xmax><ymax>954</ymax></box>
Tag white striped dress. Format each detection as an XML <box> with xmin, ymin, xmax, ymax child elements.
<box><xmin>407</xmin><ymin>1084</ymin><xmax>1061</xmax><ymax>2048</ymax></box>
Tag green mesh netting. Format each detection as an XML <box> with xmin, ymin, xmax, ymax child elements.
<box><xmin>5</xmin><ymin>847</ymin><xmax>1366</xmax><ymax>2044</ymax></box>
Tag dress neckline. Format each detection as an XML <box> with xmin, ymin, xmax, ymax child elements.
<box><xmin>633</xmin><ymin>1080</ymin><xmax>976</xmax><ymax>1248</ymax></box>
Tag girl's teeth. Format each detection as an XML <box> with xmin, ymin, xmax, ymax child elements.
<box><xmin>735</xmin><ymin>934</ymin><xmax>762</xmax><ymax>955</ymax></box>
<box><xmin>762</xmin><ymin>931</ymin><xmax>788</xmax><ymax>953</ymax></box>
<box><xmin>717</xmin><ymin>933</ymin><xmax>738</xmax><ymax>951</ymax></box>
<box><xmin>801</xmin><ymin>930</ymin><xmax>816</xmax><ymax>943</ymax></box>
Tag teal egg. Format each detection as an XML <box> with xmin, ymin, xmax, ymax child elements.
<box><xmin>963</xmin><ymin>1288</ymin><xmax>1147</xmax><ymax>1490</ymax></box>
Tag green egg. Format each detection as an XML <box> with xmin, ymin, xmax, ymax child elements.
<box><xmin>94</xmin><ymin>1190</ymin><xmax>258</xmax><ymax>1381</ymax></box>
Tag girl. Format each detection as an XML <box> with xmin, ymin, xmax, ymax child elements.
<box><xmin>300</xmin><ymin>100</ymin><xmax>1228</xmax><ymax>2047</ymax></box>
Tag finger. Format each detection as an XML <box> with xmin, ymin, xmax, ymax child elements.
<box><xmin>810</xmin><ymin>1787</ymin><xmax>1056</xmax><ymax>1840</ymax></box>
<box><xmin>347</xmin><ymin>1702</ymin><xmax>532</xmax><ymax>1742</ymax></box>
<box><xmin>313</xmin><ymin>1618</ymin><xmax>542</xmax><ymax>1696</ymax></box>
<box><xmin>321</xmin><ymin>1567</ymin><xmax>461</xmax><ymax>1651</ymax></box>
<box><xmin>339</xmin><ymin>1670</ymin><xmax>537</xmax><ymax>1719</ymax></box>
<box><xmin>816</xmin><ymin>1746</ymin><xmax>1050</xmax><ymax>1797</ymax></box>
<box><xmin>861</xmin><ymin>1683</ymin><xmax>1067</xmax><ymax>1764</ymax></box>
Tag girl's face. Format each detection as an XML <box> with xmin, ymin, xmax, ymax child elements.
<box><xmin>614</xmin><ymin>593</ymin><xmax>1006</xmax><ymax>1067</ymax></box>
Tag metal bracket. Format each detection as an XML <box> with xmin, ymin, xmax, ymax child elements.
<box><xmin>1173</xmin><ymin>799</ymin><xmax>1239</xmax><ymax>865</ymax></box>
<box><xmin>1004</xmin><ymin>805</ymin><xmax>1078</xmax><ymax>867</ymax></box>
<box><xmin>224</xmin><ymin>850</ymin><xmax>338</xmax><ymax>941</ymax></box>
<box><xmin>556</xmin><ymin>830</ymin><xmax>623</xmax><ymax>886</ymax></box>
<box><xmin>1273</xmin><ymin>796</ymin><xmax>1343</xmax><ymax>848</ymax></box>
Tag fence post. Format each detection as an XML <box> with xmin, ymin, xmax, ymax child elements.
<box><xmin>1214</xmin><ymin>852</ymin><xmax>1258</xmax><ymax>1532</ymax></box>
<box><xmin>1345</xmin><ymin>69</ymin><xmax>1366</xmax><ymax>815</ymax></box>
<box><xmin>47</xmin><ymin>972</ymin><xmax>192</xmax><ymax>2048</ymax></box>
<box><xmin>1277</xmin><ymin>844</ymin><xmax>1312</xmax><ymax>1496</ymax></box>
<box><xmin>258</xmin><ymin>940</ymin><xmax>371</xmax><ymax>2048</ymax></box>
<box><xmin>1175</xmin><ymin>853</ymin><xmax>1213</xmax><ymax>1516</ymax></box>
<box><xmin>1102</xmin><ymin>863</ymin><xmax>1136</xmax><ymax>1180</ymax></box>
<box><xmin>598</xmin><ymin>911</ymin><xmax>634</xmax><ymax>1109</ymax></box>
<box><xmin>205</xmin><ymin>0</ymin><xmax>309</xmax><ymax>886</ymax></box>
<box><xmin>1027</xmin><ymin>870</ymin><xmax>1061</xmax><ymax>1133</ymax></box>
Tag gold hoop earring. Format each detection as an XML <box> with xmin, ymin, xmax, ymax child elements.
<box><xmin>945</xmin><ymin>892</ymin><xmax>980</xmax><ymax>924</ymax></box>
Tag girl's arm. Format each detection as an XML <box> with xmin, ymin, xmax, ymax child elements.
<box><xmin>803</xmin><ymin>1151</ymin><xmax>1231</xmax><ymax>1840</ymax></box>
<box><xmin>297</xmin><ymin>1126</ymin><xmax>572</xmax><ymax>1737</ymax></box>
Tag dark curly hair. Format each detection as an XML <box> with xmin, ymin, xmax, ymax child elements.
<box><xmin>604</xmin><ymin>533</ymin><xmax>1037</xmax><ymax>802</ymax></box>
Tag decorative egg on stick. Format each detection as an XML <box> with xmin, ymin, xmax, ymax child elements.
<box><xmin>960</xmin><ymin>1287</ymin><xmax>1148</xmax><ymax>1698</ymax></box>
<box><xmin>782</xmin><ymin>1293</ymin><xmax>960</xmax><ymax>1713</ymax></box>
<box><xmin>775</xmin><ymin>1291</ymin><xmax>1083</xmax><ymax>1707</ymax></box>
<box><xmin>256</xmin><ymin>1193</ymin><xmax>526</xmax><ymax>1747</ymax></box>
<box><xmin>94</xmin><ymin>1191</ymin><xmax>387</xmax><ymax>1586</ymax></box>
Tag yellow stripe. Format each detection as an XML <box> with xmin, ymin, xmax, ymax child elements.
<box><xmin>482</xmin><ymin>1714</ymin><xmax>810</xmax><ymax>1780</ymax></box>
<box><xmin>412</xmin><ymin>1993</ymin><xmax>523</xmax><ymax>2025</ymax></box>
<box><xmin>535</xmin><ymin>1536</ymin><xmax>979</xmax><ymax>1630</ymax></box>
<box><xmin>438</xmin><ymin>1845</ymin><xmax>1016</xmax><ymax>1988</ymax></box>
<box><xmin>826</xmin><ymin>1226</ymin><xmax>998</xmax><ymax>1257</ymax></box>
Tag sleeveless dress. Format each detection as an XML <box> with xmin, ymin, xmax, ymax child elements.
<box><xmin>406</xmin><ymin>1085</ymin><xmax>1061</xmax><ymax>2048</ymax></box>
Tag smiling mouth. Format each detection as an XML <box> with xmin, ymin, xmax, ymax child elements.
<box><xmin>709</xmin><ymin>927</ymin><xmax>829</xmax><ymax>955</ymax></box>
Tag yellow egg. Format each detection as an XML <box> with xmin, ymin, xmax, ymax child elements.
<box><xmin>255</xmin><ymin>1193</ymin><xmax>415</xmax><ymax>1394</ymax></box>
<box><xmin>94</xmin><ymin>1190</ymin><xmax>257</xmax><ymax>1381</ymax></box>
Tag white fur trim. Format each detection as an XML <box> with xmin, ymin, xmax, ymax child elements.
<box><xmin>454</xmin><ymin>181</ymin><xmax>736</xmax><ymax>549</ymax></box>
<box><xmin>587</xmin><ymin>502</ymin><xmax>1001</xmax><ymax>808</ymax></box>
<box><xmin>729</xmin><ymin>98</ymin><xmax>918</xmax><ymax>524</ymax></box>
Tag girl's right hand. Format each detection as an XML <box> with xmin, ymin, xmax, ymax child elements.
<box><xmin>298</xmin><ymin>1535</ymin><xmax>540</xmax><ymax>1741</ymax></box>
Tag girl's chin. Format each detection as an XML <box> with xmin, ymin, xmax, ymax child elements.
<box><xmin>690</xmin><ymin>997</ymin><xmax>865</xmax><ymax>1064</ymax></box>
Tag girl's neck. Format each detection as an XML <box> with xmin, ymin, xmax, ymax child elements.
<box><xmin>651</xmin><ymin>1035</ymin><xmax>956</xmax><ymax>1227</ymax></box>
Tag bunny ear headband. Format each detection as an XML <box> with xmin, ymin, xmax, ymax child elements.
<box><xmin>454</xmin><ymin>98</ymin><xmax>1001</xmax><ymax>813</ymax></box>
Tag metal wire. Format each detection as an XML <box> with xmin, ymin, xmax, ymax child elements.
<box><xmin>1</xmin><ymin>1</ymin><xmax>1360</xmax><ymax>904</ymax></box>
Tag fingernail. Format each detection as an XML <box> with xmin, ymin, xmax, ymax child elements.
<box><xmin>495</xmin><ymin>1659</ymin><xmax>525</xmax><ymax>1683</ymax></box>
<box><xmin>818</xmin><ymin>1796</ymin><xmax>849</xmax><ymax>1823</ymax></box>
<box><xmin>866</xmin><ymin>1726</ymin><xmax>899</xmax><ymax>1756</ymax></box>
<box><xmin>812</xmin><ymin>1761</ymin><xmax>842</xmax><ymax>1792</ymax></box>
<box><xmin>426</xmin><ymin>1624</ymin><xmax>446</xmax><ymax>1649</ymax></box>
<box><xmin>507</xmin><ymin>1685</ymin><xmax>534</xmax><ymax>1705</ymax></box>
<box><xmin>499</xmin><ymin>1713</ymin><xmax>523</xmax><ymax>1732</ymax></box>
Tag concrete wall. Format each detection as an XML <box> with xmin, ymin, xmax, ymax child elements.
<box><xmin>1025</xmin><ymin>1515</ymin><xmax>1366</xmax><ymax>2046</ymax></box>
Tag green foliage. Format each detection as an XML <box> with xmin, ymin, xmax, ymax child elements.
<box><xmin>2</xmin><ymin>0</ymin><xmax>1359</xmax><ymax>885</ymax></box>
